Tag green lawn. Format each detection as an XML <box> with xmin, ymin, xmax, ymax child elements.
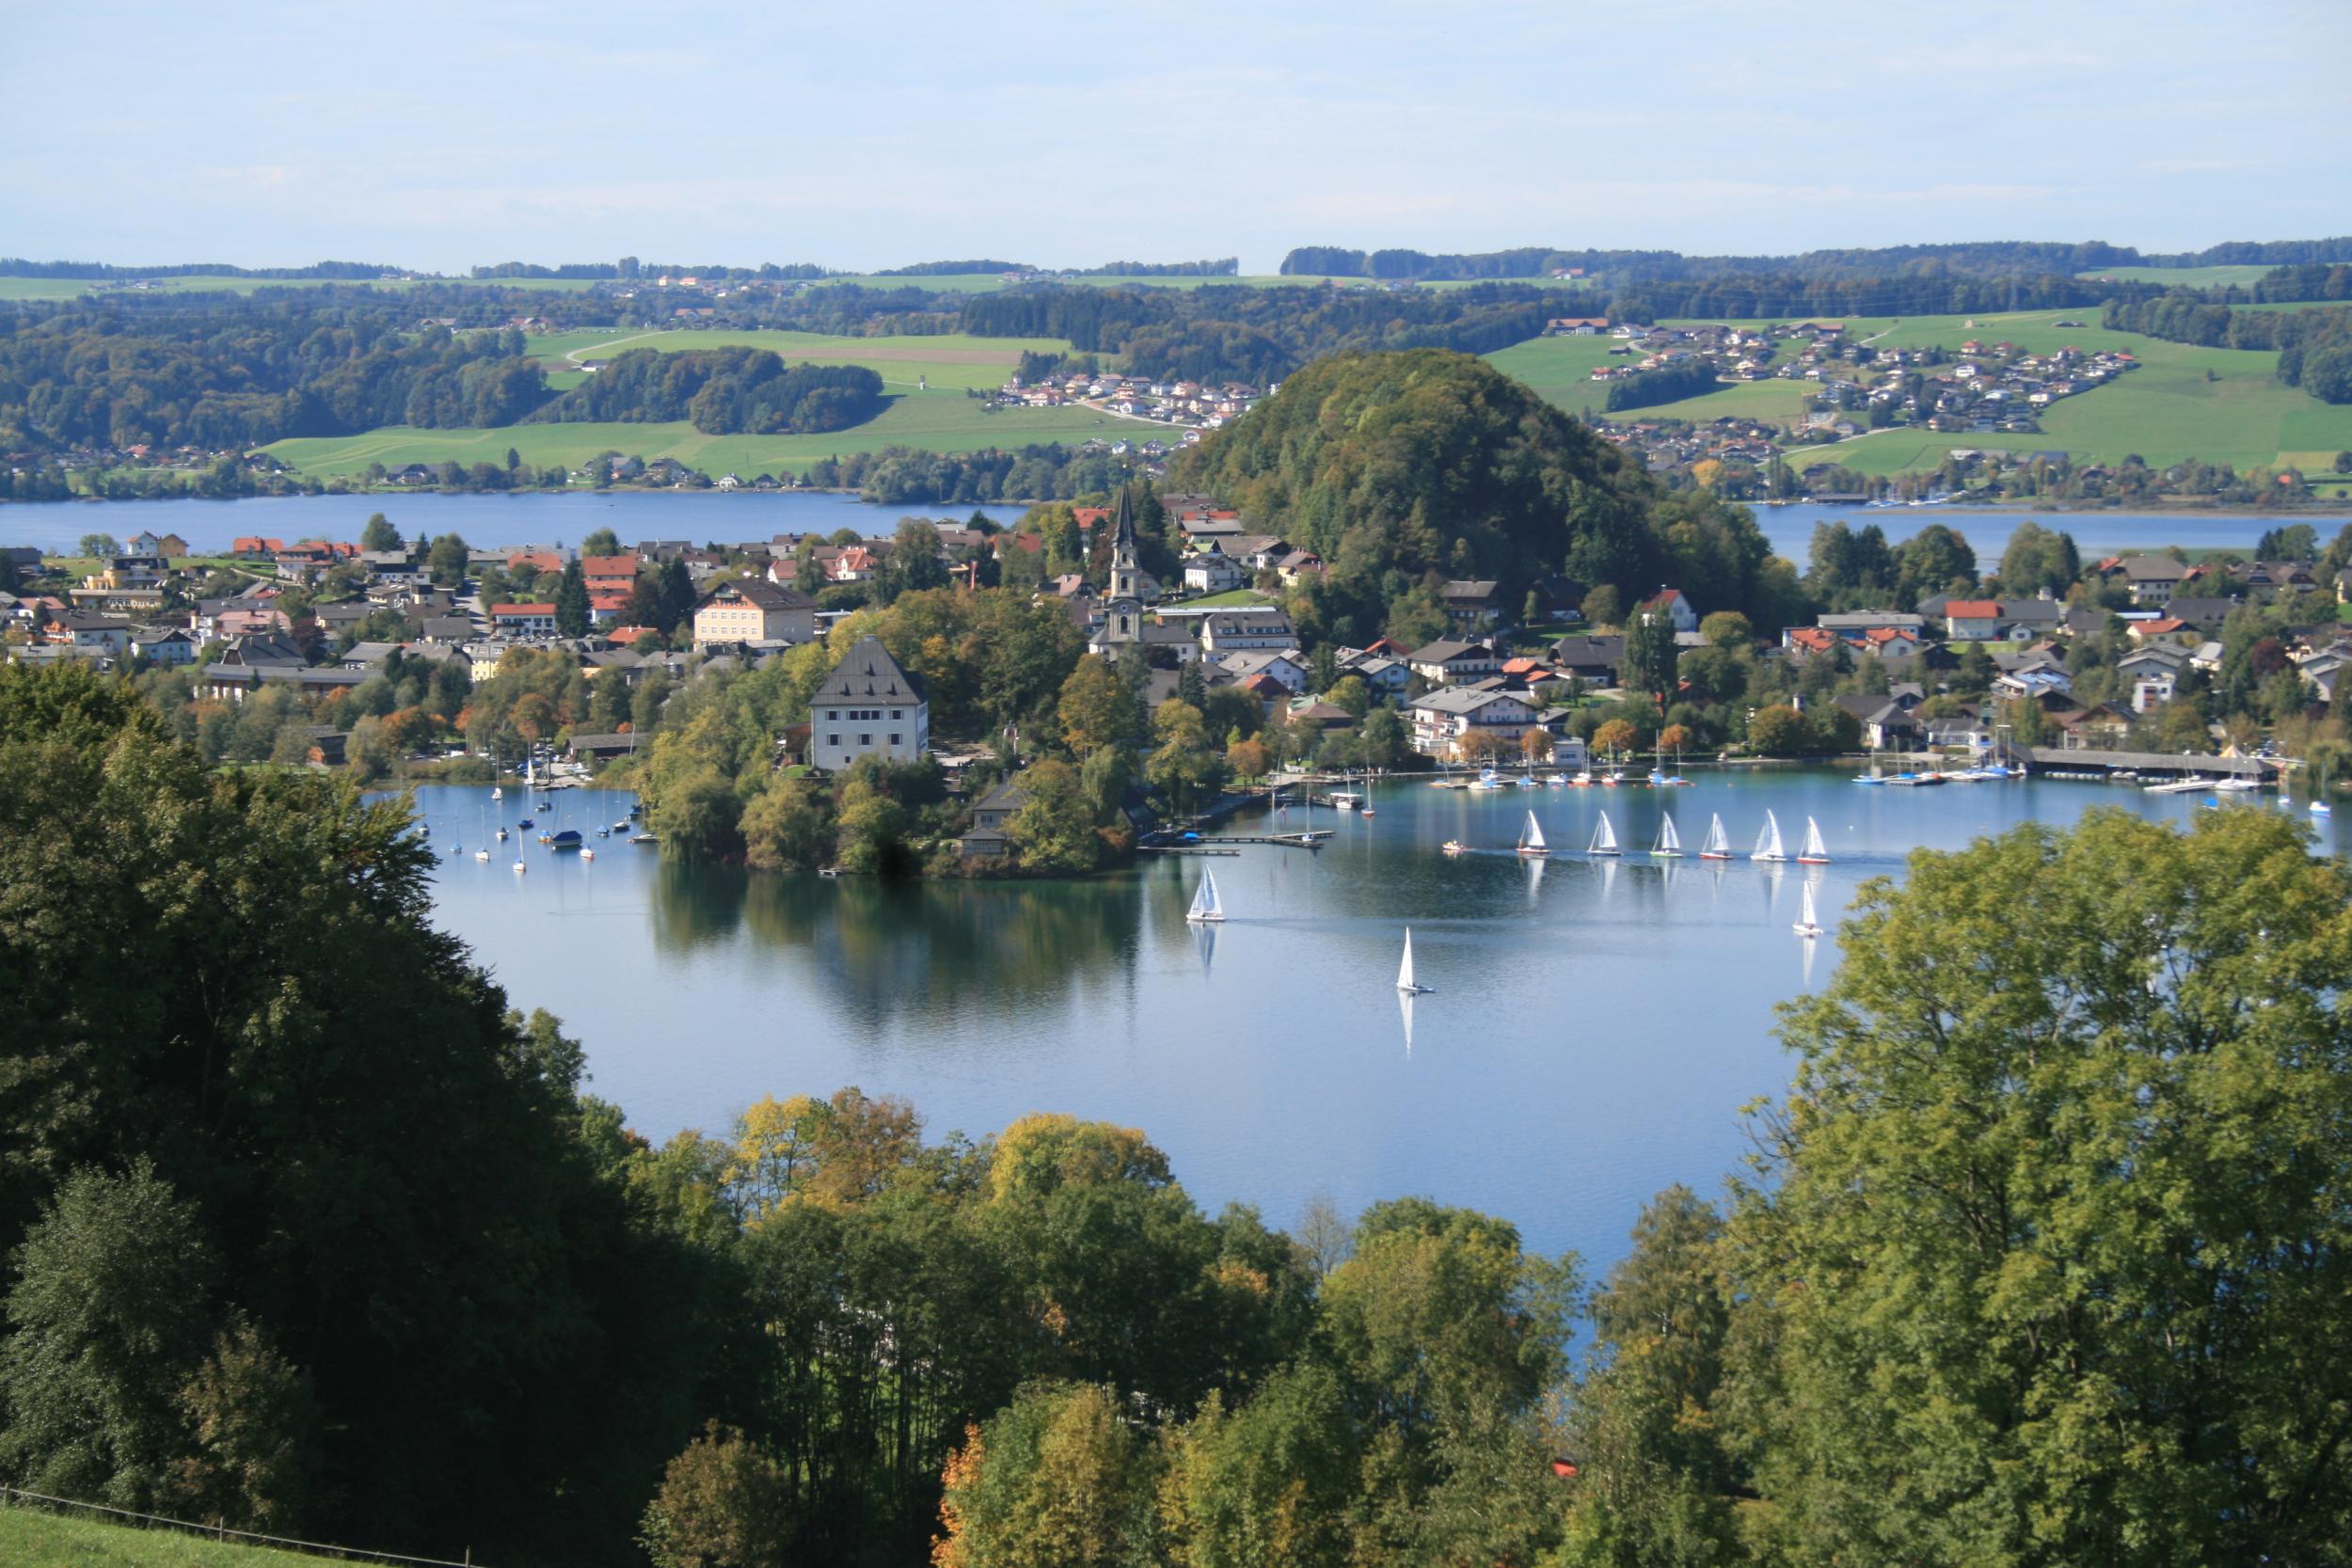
<box><xmin>262</xmin><ymin>391</ymin><xmax>1160</xmax><ymax>482</ymax></box>
<box><xmin>0</xmin><ymin>1507</ymin><xmax>347</xmax><ymax>1568</ymax></box>
<box><xmin>528</xmin><ymin>327</ymin><xmax>1070</xmax><ymax>390</ymax></box>
<box><xmin>1483</xmin><ymin>333</ymin><xmax>1818</xmax><ymax>424</ymax></box>
<box><xmin>1180</xmin><ymin>588</ymin><xmax>1275</xmax><ymax>609</ymax></box>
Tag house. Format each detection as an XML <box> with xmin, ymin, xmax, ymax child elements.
<box><xmin>1198</xmin><ymin>610</ymin><xmax>1295</xmax><ymax>655</ymax></box>
<box><xmin>582</xmin><ymin>554</ymin><xmax>639</xmax><ymax>593</ymax></box>
<box><xmin>1334</xmin><ymin>652</ymin><xmax>1411</xmax><ymax>699</ymax></box>
<box><xmin>808</xmin><ymin>636</ymin><xmax>929</xmax><ymax>771</ymax></box>
<box><xmin>1639</xmin><ymin>588</ymin><xmax>1698</xmax><ymax>635</ymax></box>
<box><xmin>129</xmin><ymin>626</ymin><xmax>197</xmax><ymax>667</ymax></box>
<box><xmin>691</xmin><ymin>579</ymin><xmax>817</xmax><ymax>648</ymax></box>
<box><xmin>2111</xmin><ymin>554</ymin><xmax>2188</xmax><ymax>604</ymax></box>
<box><xmin>2159</xmin><ymin>596</ymin><xmax>2240</xmax><ymax>630</ymax></box>
<box><xmin>1439</xmin><ymin>580</ymin><xmax>1504</xmax><ymax>628</ymax></box>
<box><xmin>2118</xmin><ymin>645</ymin><xmax>2188</xmax><ymax>712</ymax></box>
<box><xmin>1216</xmin><ymin>650</ymin><xmax>1310</xmax><ymax>693</ymax></box>
<box><xmin>1835</xmin><ymin>693</ymin><xmax>1921</xmax><ymax>750</ymax></box>
<box><xmin>1182</xmin><ymin>546</ymin><xmax>1246</xmax><ymax>595</ymax></box>
<box><xmin>1546</xmin><ymin>635</ymin><xmax>1626</xmax><ymax>685</ymax></box>
<box><xmin>1943</xmin><ymin>599</ymin><xmax>2003</xmax><ymax>641</ymax></box>
<box><xmin>1995</xmin><ymin>598</ymin><xmax>2064</xmax><ymax>640</ymax></box>
<box><xmin>2052</xmin><ymin>704</ymin><xmax>2135</xmax><ymax>749</ymax></box>
<box><xmin>958</xmin><ymin>774</ymin><xmax>1029</xmax><ymax>859</ymax></box>
<box><xmin>1406</xmin><ymin>638</ymin><xmax>1502</xmax><ymax>684</ymax></box>
<box><xmin>1407</xmin><ymin>687</ymin><xmax>1542</xmax><ymax>760</ymax></box>
<box><xmin>489</xmin><ymin>602</ymin><xmax>558</xmax><ymax>637</ymax></box>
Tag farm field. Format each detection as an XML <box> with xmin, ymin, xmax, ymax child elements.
<box><xmin>529</xmin><ymin>327</ymin><xmax>1071</xmax><ymax>390</ymax></box>
<box><xmin>2073</xmin><ymin>263</ymin><xmax>2276</xmax><ymax>288</ymax></box>
<box><xmin>262</xmin><ymin>392</ymin><xmax>1164</xmax><ymax>482</ymax></box>
<box><xmin>1485</xmin><ymin>332</ymin><xmax>1819</xmax><ymax>424</ymax></box>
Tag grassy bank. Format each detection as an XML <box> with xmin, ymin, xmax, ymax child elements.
<box><xmin>0</xmin><ymin>1506</ymin><xmax>351</xmax><ymax>1568</ymax></box>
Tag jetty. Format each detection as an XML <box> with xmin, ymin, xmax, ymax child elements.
<box><xmin>2021</xmin><ymin>747</ymin><xmax>2273</xmax><ymax>784</ymax></box>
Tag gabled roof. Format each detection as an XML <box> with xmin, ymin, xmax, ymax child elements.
<box><xmin>1944</xmin><ymin>599</ymin><xmax>2001</xmax><ymax>619</ymax></box>
<box><xmin>698</xmin><ymin>578</ymin><xmax>813</xmax><ymax>612</ymax></box>
<box><xmin>813</xmin><ymin>635</ymin><xmax>922</xmax><ymax>705</ymax></box>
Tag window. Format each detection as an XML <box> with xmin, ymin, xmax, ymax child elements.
<box><xmin>859</xmin><ymin>734</ymin><xmax>871</xmax><ymax>746</ymax></box>
<box><xmin>889</xmin><ymin>734</ymin><xmax>900</xmax><ymax>746</ymax></box>
<box><xmin>827</xmin><ymin>734</ymin><xmax>837</xmax><ymax>747</ymax></box>
<box><xmin>826</xmin><ymin>710</ymin><xmax>837</xmax><ymax>721</ymax></box>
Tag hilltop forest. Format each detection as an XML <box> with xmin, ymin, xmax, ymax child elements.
<box><xmin>5</xmin><ymin>666</ymin><xmax>2349</xmax><ymax>1568</ymax></box>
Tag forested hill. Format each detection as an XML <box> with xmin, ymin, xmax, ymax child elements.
<box><xmin>1168</xmin><ymin>348</ymin><xmax>1798</xmax><ymax>645</ymax></box>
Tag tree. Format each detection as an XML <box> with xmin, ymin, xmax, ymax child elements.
<box><xmin>1560</xmin><ymin>1187</ymin><xmax>1739</xmax><ymax>1568</ymax></box>
<box><xmin>425</xmin><ymin>531</ymin><xmax>470</xmax><ymax>587</ymax></box>
<box><xmin>1359</xmin><ymin>706</ymin><xmax>1409</xmax><ymax>771</ymax></box>
<box><xmin>1057</xmin><ymin>657</ymin><xmax>1141</xmax><ymax>757</ymax></box>
<box><xmin>1519</xmin><ymin>727</ymin><xmax>1554</xmax><ymax>764</ymax></box>
<box><xmin>1622</xmin><ymin>610</ymin><xmax>1677</xmax><ymax>706</ymax></box>
<box><xmin>555</xmin><ymin>560</ymin><xmax>590</xmax><ymax>639</ymax></box>
<box><xmin>1747</xmin><ymin>704</ymin><xmax>1816</xmax><ymax>755</ymax></box>
<box><xmin>78</xmin><ymin>532</ymin><xmax>121</xmax><ymax>559</ymax></box>
<box><xmin>1734</xmin><ymin>811</ymin><xmax>2352</xmax><ymax>1564</ymax></box>
<box><xmin>581</xmin><ymin>527</ymin><xmax>623</xmax><ymax>559</ymax></box>
<box><xmin>739</xmin><ymin>775</ymin><xmax>832</xmax><ymax>872</ymax></box>
<box><xmin>1325</xmin><ymin>674</ymin><xmax>1370</xmax><ymax>719</ymax></box>
<box><xmin>1697</xmin><ymin>610</ymin><xmax>1752</xmax><ymax>648</ymax></box>
<box><xmin>1157</xmin><ymin>1365</ymin><xmax>1357</xmax><ymax>1568</ymax></box>
<box><xmin>1226</xmin><ymin>736</ymin><xmax>1272</xmax><ymax>781</ymax></box>
<box><xmin>1581</xmin><ymin>584</ymin><xmax>1624</xmax><ymax>630</ymax></box>
<box><xmin>1657</xmin><ymin>722</ymin><xmax>1693</xmax><ymax>755</ymax></box>
<box><xmin>1591</xmin><ymin>718</ymin><xmax>1637</xmax><ymax>763</ymax></box>
<box><xmin>171</xmin><ymin>1321</ymin><xmax>323</xmax><ymax>1532</ymax></box>
<box><xmin>876</xmin><ymin>518</ymin><xmax>950</xmax><ymax>605</ymax></box>
<box><xmin>934</xmin><ymin>1383</ymin><xmax>1151</xmax><ymax>1568</ymax></box>
<box><xmin>0</xmin><ymin>1160</ymin><xmax>219</xmax><ymax>1509</ymax></box>
<box><xmin>359</xmin><ymin>514</ymin><xmax>402</xmax><ymax>553</ymax></box>
<box><xmin>639</xmin><ymin>1424</ymin><xmax>796</xmax><ymax>1568</ymax></box>
<box><xmin>1009</xmin><ymin>758</ymin><xmax>1099</xmax><ymax>873</ymax></box>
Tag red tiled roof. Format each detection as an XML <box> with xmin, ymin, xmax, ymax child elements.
<box><xmin>491</xmin><ymin>603</ymin><xmax>555</xmax><ymax>617</ymax></box>
<box><xmin>1945</xmin><ymin>600</ymin><xmax>2000</xmax><ymax>619</ymax></box>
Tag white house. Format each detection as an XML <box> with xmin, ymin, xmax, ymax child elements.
<box><xmin>1182</xmin><ymin>546</ymin><xmax>1246</xmax><ymax>595</ymax></box>
<box><xmin>1407</xmin><ymin>687</ymin><xmax>1541</xmax><ymax>759</ymax></box>
<box><xmin>808</xmin><ymin>636</ymin><xmax>929</xmax><ymax>771</ymax></box>
<box><xmin>1199</xmin><ymin>610</ymin><xmax>1295</xmax><ymax>654</ymax></box>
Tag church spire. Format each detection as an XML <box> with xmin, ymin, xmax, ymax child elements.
<box><xmin>1111</xmin><ymin>486</ymin><xmax>1137</xmax><ymax>560</ymax></box>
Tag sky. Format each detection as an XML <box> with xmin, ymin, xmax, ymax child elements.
<box><xmin>5</xmin><ymin>0</ymin><xmax>2347</xmax><ymax>274</ymax></box>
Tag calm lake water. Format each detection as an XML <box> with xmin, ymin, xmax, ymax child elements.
<box><xmin>401</xmin><ymin>769</ymin><xmax>2330</xmax><ymax>1272</ymax></box>
<box><xmin>5</xmin><ymin>491</ymin><xmax>2340</xmax><ymax>564</ymax></box>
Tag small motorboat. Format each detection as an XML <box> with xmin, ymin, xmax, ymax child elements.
<box><xmin>549</xmin><ymin>829</ymin><xmax>583</xmax><ymax>851</ymax></box>
<box><xmin>613</xmin><ymin>819</ymin><xmax>631</xmax><ymax>832</ymax></box>
<box><xmin>630</xmin><ymin>833</ymin><xmax>658</xmax><ymax>845</ymax></box>
<box><xmin>580</xmin><ymin>847</ymin><xmax>596</xmax><ymax>861</ymax></box>
<box><xmin>1441</xmin><ymin>840</ymin><xmax>1467</xmax><ymax>856</ymax></box>
<box><xmin>512</xmin><ymin>859</ymin><xmax>527</xmax><ymax>873</ymax></box>
<box><xmin>473</xmin><ymin>848</ymin><xmax>490</xmax><ymax>862</ymax></box>
<box><xmin>517</xmin><ymin>818</ymin><xmax>535</xmax><ymax>830</ymax></box>
<box><xmin>496</xmin><ymin>827</ymin><xmax>509</xmax><ymax>842</ymax></box>
<box><xmin>818</xmin><ymin>865</ymin><xmax>840</xmax><ymax>878</ymax></box>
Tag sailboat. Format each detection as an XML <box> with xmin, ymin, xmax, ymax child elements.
<box><xmin>1699</xmin><ymin>813</ymin><xmax>1733</xmax><ymax>860</ymax></box>
<box><xmin>1587</xmin><ymin>811</ymin><xmax>1621</xmax><ymax>856</ymax></box>
<box><xmin>1187</xmin><ymin>868</ymin><xmax>1225</xmax><ymax>925</ymax></box>
<box><xmin>1798</xmin><ymin>816</ymin><xmax>1833</xmax><ymax>864</ymax></box>
<box><xmin>1396</xmin><ymin>928</ymin><xmax>1434</xmax><ymax>994</ymax></box>
<box><xmin>1517</xmin><ymin>810</ymin><xmax>1549</xmax><ymax>858</ymax></box>
<box><xmin>1793</xmin><ymin>881</ymin><xmax>1823</xmax><ymax>937</ymax></box>
<box><xmin>1651</xmin><ymin>812</ymin><xmax>1684</xmax><ymax>858</ymax></box>
<box><xmin>1752</xmin><ymin>811</ymin><xmax>1789</xmax><ymax>863</ymax></box>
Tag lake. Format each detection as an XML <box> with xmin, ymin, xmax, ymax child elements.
<box><xmin>402</xmin><ymin>768</ymin><xmax>2326</xmax><ymax>1273</ymax></box>
<box><xmin>5</xmin><ymin>491</ymin><xmax>2342</xmax><ymax>566</ymax></box>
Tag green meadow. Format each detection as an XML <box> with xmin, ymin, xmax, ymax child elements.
<box><xmin>262</xmin><ymin>392</ymin><xmax>1165</xmax><ymax>482</ymax></box>
<box><xmin>0</xmin><ymin>1507</ymin><xmax>335</xmax><ymax>1568</ymax></box>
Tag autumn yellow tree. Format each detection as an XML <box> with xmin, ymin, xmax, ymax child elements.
<box><xmin>1592</xmin><ymin>718</ymin><xmax>1637</xmax><ymax>763</ymax></box>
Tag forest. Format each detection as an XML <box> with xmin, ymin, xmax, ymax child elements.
<box><xmin>1279</xmin><ymin>236</ymin><xmax>2352</xmax><ymax>282</ymax></box>
<box><xmin>4</xmin><ymin>662</ymin><xmax>2348</xmax><ymax>1568</ymax></box>
<box><xmin>2101</xmin><ymin>293</ymin><xmax>2352</xmax><ymax>402</ymax></box>
<box><xmin>529</xmin><ymin>347</ymin><xmax>884</xmax><ymax>434</ymax></box>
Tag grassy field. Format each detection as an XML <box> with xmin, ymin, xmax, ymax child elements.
<box><xmin>528</xmin><ymin>327</ymin><xmax>1070</xmax><ymax>390</ymax></box>
<box><xmin>2072</xmin><ymin>263</ymin><xmax>2277</xmax><ymax>288</ymax></box>
<box><xmin>1488</xmin><ymin>309</ymin><xmax>2352</xmax><ymax>475</ymax></box>
<box><xmin>262</xmin><ymin>394</ymin><xmax>1164</xmax><ymax>482</ymax></box>
<box><xmin>0</xmin><ymin>1507</ymin><xmax>342</xmax><ymax>1568</ymax></box>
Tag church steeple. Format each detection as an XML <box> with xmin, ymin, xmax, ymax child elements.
<box><xmin>1107</xmin><ymin>488</ymin><xmax>1140</xmax><ymax>608</ymax></box>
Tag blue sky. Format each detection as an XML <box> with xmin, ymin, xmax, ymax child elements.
<box><xmin>4</xmin><ymin>0</ymin><xmax>2345</xmax><ymax>272</ymax></box>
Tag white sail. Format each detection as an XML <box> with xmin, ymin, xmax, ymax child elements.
<box><xmin>1801</xmin><ymin>817</ymin><xmax>1831</xmax><ymax>862</ymax></box>
<box><xmin>1753</xmin><ymin>811</ymin><xmax>1788</xmax><ymax>862</ymax></box>
<box><xmin>1396</xmin><ymin>928</ymin><xmax>1422</xmax><ymax>992</ymax></box>
<box><xmin>1655</xmin><ymin>813</ymin><xmax>1682</xmax><ymax>855</ymax></box>
<box><xmin>1702</xmin><ymin>814</ymin><xmax>1730</xmax><ymax>856</ymax></box>
<box><xmin>1589</xmin><ymin>812</ymin><xmax>1620</xmax><ymax>855</ymax></box>
<box><xmin>1187</xmin><ymin>869</ymin><xmax>1224</xmax><ymax>923</ymax></box>
<box><xmin>1521</xmin><ymin>811</ymin><xmax>1547</xmax><ymax>852</ymax></box>
<box><xmin>1796</xmin><ymin>881</ymin><xmax>1820</xmax><ymax>935</ymax></box>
